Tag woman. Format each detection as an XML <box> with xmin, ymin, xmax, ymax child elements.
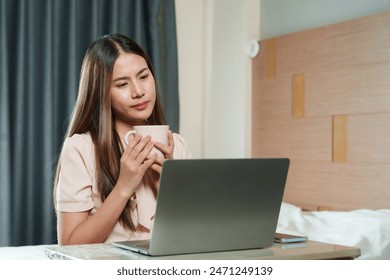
<box><xmin>54</xmin><ymin>34</ymin><xmax>191</xmax><ymax>245</ymax></box>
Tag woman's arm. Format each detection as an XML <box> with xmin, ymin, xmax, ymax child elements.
<box><xmin>57</xmin><ymin>184</ymin><xmax>132</xmax><ymax>244</ymax></box>
<box><xmin>57</xmin><ymin>187</ymin><xmax>128</xmax><ymax>244</ymax></box>
<box><xmin>57</xmin><ymin>135</ymin><xmax>157</xmax><ymax>245</ymax></box>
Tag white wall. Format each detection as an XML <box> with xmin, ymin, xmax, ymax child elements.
<box><xmin>175</xmin><ymin>0</ymin><xmax>260</xmax><ymax>158</ymax></box>
<box><xmin>260</xmin><ymin>0</ymin><xmax>390</xmax><ymax>39</ymax></box>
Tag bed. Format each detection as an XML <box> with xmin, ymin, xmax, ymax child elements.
<box><xmin>253</xmin><ymin>11</ymin><xmax>390</xmax><ymax>259</ymax></box>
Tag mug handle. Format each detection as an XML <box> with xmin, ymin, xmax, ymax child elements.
<box><xmin>124</xmin><ymin>130</ymin><xmax>136</xmax><ymax>145</ymax></box>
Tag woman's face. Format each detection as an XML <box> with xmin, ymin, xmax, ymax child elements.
<box><xmin>110</xmin><ymin>52</ymin><xmax>156</xmax><ymax>134</ymax></box>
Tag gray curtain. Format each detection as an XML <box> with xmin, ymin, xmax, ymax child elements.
<box><xmin>0</xmin><ymin>0</ymin><xmax>179</xmax><ymax>246</ymax></box>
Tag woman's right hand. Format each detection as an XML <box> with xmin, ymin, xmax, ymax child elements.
<box><xmin>116</xmin><ymin>134</ymin><xmax>158</xmax><ymax>198</ymax></box>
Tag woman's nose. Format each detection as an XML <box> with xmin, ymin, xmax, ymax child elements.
<box><xmin>131</xmin><ymin>83</ymin><xmax>145</xmax><ymax>98</ymax></box>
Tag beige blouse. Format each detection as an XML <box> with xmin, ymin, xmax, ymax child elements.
<box><xmin>56</xmin><ymin>133</ymin><xmax>191</xmax><ymax>243</ymax></box>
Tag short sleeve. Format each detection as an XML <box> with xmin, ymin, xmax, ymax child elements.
<box><xmin>56</xmin><ymin>134</ymin><xmax>95</xmax><ymax>212</ymax></box>
<box><xmin>172</xmin><ymin>133</ymin><xmax>192</xmax><ymax>159</ymax></box>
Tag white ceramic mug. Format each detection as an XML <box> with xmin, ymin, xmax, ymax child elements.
<box><xmin>124</xmin><ymin>125</ymin><xmax>169</xmax><ymax>157</ymax></box>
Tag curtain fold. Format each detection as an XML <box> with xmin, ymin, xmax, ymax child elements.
<box><xmin>0</xmin><ymin>0</ymin><xmax>12</xmax><ymax>246</ymax></box>
<box><xmin>0</xmin><ymin>0</ymin><xmax>178</xmax><ymax>246</ymax></box>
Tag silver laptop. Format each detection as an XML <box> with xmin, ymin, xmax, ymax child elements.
<box><xmin>112</xmin><ymin>158</ymin><xmax>289</xmax><ymax>256</ymax></box>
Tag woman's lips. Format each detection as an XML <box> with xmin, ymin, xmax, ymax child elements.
<box><xmin>132</xmin><ymin>101</ymin><xmax>148</xmax><ymax>110</ymax></box>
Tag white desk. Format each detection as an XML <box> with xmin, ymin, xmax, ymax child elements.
<box><xmin>44</xmin><ymin>240</ymin><xmax>360</xmax><ymax>260</ymax></box>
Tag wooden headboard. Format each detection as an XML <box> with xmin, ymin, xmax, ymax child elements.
<box><xmin>252</xmin><ymin>11</ymin><xmax>390</xmax><ymax>211</ymax></box>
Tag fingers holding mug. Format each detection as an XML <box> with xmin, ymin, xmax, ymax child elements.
<box><xmin>124</xmin><ymin>125</ymin><xmax>169</xmax><ymax>158</ymax></box>
<box><xmin>153</xmin><ymin>130</ymin><xmax>174</xmax><ymax>159</ymax></box>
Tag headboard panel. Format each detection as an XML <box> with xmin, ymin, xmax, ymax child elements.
<box><xmin>252</xmin><ymin>12</ymin><xmax>390</xmax><ymax>211</ymax></box>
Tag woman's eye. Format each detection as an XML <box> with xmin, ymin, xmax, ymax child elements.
<box><xmin>140</xmin><ymin>74</ymin><xmax>148</xmax><ymax>80</ymax></box>
<box><xmin>117</xmin><ymin>83</ymin><xmax>127</xmax><ymax>88</ymax></box>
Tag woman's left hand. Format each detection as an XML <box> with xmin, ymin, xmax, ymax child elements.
<box><xmin>150</xmin><ymin>130</ymin><xmax>174</xmax><ymax>175</ymax></box>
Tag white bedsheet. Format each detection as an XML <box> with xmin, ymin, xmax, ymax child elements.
<box><xmin>276</xmin><ymin>202</ymin><xmax>390</xmax><ymax>260</ymax></box>
<box><xmin>1</xmin><ymin>203</ymin><xmax>389</xmax><ymax>260</ymax></box>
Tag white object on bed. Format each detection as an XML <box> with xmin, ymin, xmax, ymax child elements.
<box><xmin>276</xmin><ymin>202</ymin><xmax>390</xmax><ymax>260</ymax></box>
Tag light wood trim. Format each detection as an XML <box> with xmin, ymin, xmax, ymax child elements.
<box><xmin>292</xmin><ymin>74</ymin><xmax>305</xmax><ymax>118</ymax></box>
<box><xmin>332</xmin><ymin>115</ymin><xmax>348</xmax><ymax>163</ymax></box>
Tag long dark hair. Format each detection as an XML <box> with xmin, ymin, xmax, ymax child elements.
<box><xmin>54</xmin><ymin>34</ymin><xmax>166</xmax><ymax>230</ymax></box>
